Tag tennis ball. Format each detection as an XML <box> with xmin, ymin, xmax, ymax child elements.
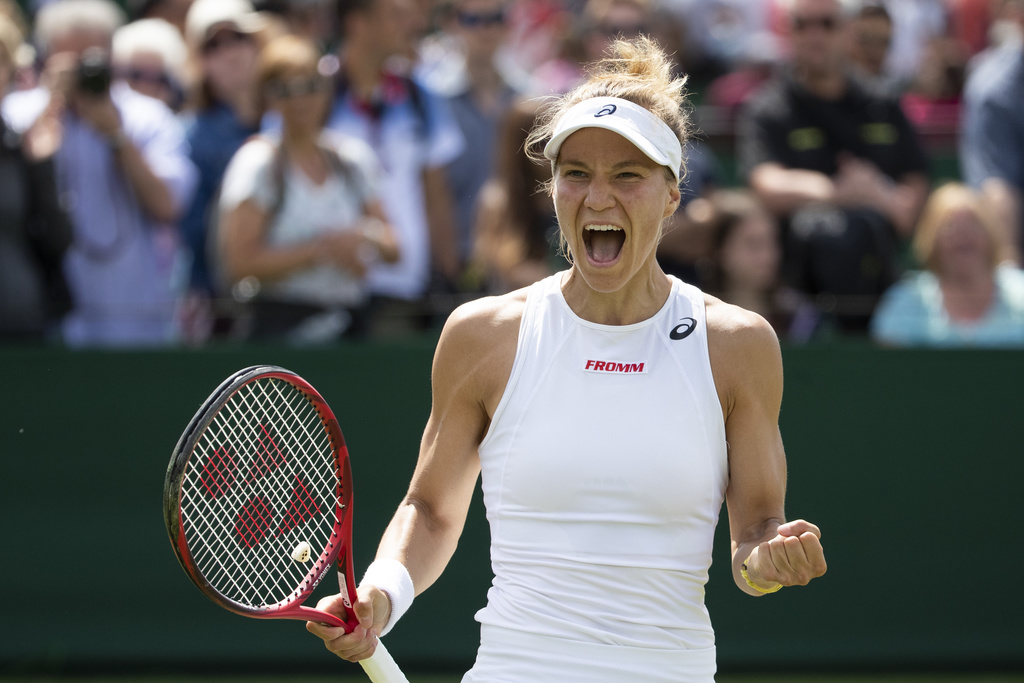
<box><xmin>291</xmin><ymin>541</ymin><xmax>312</xmax><ymax>563</ymax></box>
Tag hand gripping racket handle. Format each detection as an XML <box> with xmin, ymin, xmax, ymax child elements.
<box><xmin>308</xmin><ymin>610</ymin><xmax>408</xmax><ymax>682</ymax></box>
<box><xmin>360</xmin><ymin>639</ymin><xmax>408</xmax><ymax>683</ymax></box>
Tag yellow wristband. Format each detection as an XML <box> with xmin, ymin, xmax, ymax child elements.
<box><xmin>741</xmin><ymin>558</ymin><xmax>783</xmax><ymax>594</ymax></box>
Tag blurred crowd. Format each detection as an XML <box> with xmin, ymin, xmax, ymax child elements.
<box><xmin>0</xmin><ymin>0</ymin><xmax>1022</xmax><ymax>348</ymax></box>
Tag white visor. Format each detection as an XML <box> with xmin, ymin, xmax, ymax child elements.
<box><xmin>543</xmin><ymin>97</ymin><xmax>682</xmax><ymax>184</ymax></box>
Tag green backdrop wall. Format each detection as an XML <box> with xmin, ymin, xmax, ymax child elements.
<box><xmin>1</xmin><ymin>341</ymin><xmax>1020</xmax><ymax>675</ymax></box>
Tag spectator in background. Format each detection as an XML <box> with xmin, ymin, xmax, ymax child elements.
<box><xmin>2</xmin><ymin>0</ymin><xmax>197</xmax><ymax>347</ymax></box>
<box><xmin>112</xmin><ymin>18</ymin><xmax>188</xmax><ymax>111</ymax></box>
<box><xmin>425</xmin><ymin>0</ymin><xmax>521</xmax><ymax>270</ymax></box>
<box><xmin>846</xmin><ymin>0</ymin><xmax>901</xmax><ymax>93</ymax></box>
<box><xmin>738</xmin><ymin>0</ymin><xmax>930</xmax><ymax>334</ymax></box>
<box><xmin>960</xmin><ymin>0</ymin><xmax>1023</xmax><ymax>264</ymax></box>
<box><xmin>327</xmin><ymin>0</ymin><xmax>464</xmax><ymax>337</ymax></box>
<box><xmin>656</xmin><ymin>139</ymin><xmax>722</xmax><ymax>286</ymax></box>
<box><xmin>900</xmin><ymin>31</ymin><xmax>965</xmax><ymax>133</ymax></box>
<box><xmin>0</xmin><ymin>14</ymin><xmax>73</xmax><ymax>340</ymax></box>
<box><xmin>217</xmin><ymin>34</ymin><xmax>399</xmax><ymax>344</ymax></box>
<box><xmin>176</xmin><ymin>0</ymin><xmax>265</xmax><ymax>341</ymax></box>
<box><xmin>871</xmin><ymin>182</ymin><xmax>1024</xmax><ymax>346</ymax></box>
<box><xmin>701</xmin><ymin>189</ymin><xmax>815</xmax><ymax>341</ymax></box>
<box><xmin>126</xmin><ymin>0</ymin><xmax>194</xmax><ymax>37</ymax></box>
<box><xmin>470</xmin><ymin>97</ymin><xmax>565</xmax><ymax>293</ymax></box>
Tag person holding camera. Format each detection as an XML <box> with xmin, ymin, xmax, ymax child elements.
<box><xmin>1</xmin><ymin>0</ymin><xmax>197</xmax><ymax>347</ymax></box>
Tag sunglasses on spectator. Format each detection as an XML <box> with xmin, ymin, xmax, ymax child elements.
<box><xmin>202</xmin><ymin>29</ymin><xmax>251</xmax><ymax>55</ymax></box>
<box><xmin>119</xmin><ymin>67</ymin><xmax>173</xmax><ymax>89</ymax></box>
<box><xmin>792</xmin><ymin>15</ymin><xmax>839</xmax><ymax>32</ymax></box>
<box><xmin>456</xmin><ymin>10</ymin><xmax>505</xmax><ymax>27</ymax></box>
<box><xmin>265</xmin><ymin>75</ymin><xmax>328</xmax><ymax>99</ymax></box>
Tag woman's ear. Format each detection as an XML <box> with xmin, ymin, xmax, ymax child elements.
<box><xmin>664</xmin><ymin>182</ymin><xmax>682</xmax><ymax>219</ymax></box>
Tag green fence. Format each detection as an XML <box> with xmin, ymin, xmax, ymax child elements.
<box><xmin>1</xmin><ymin>341</ymin><xmax>1020</xmax><ymax>674</ymax></box>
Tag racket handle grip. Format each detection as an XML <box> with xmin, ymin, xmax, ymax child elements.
<box><xmin>359</xmin><ymin>638</ymin><xmax>409</xmax><ymax>683</ymax></box>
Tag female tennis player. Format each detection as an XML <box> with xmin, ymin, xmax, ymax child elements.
<box><xmin>307</xmin><ymin>35</ymin><xmax>827</xmax><ymax>682</ymax></box>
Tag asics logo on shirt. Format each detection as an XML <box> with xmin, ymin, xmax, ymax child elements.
<box><xmin>669</xmin><ymin>317</ymin><xmax>697</xmax><ymax>340</ymax></box>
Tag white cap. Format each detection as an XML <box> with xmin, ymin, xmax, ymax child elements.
<box><xmin>544</xmin><ymin>97</ymin><xmax>682</xmax><ymax>184</ymax></box>
<box><xmin>185</xmin><ymin>0</ymin><xmax>264</xmax><ymax>47</ymax></box>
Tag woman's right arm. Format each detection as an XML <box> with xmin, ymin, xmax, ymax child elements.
<box><xmin>307</xmin><ymin>293</ymin><xmax>523</xmax><ymax>661</ymax></box>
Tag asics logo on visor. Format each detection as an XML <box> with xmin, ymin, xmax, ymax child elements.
<box><xmin>595</xmin><ymin>104</ymin><xmax>617</xmax><ymax>117</ymax></box>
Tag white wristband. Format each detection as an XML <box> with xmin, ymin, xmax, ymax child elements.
<box><xmin>360</xmin><ymin>559</ymin><xmax>414</xmax><ymax>637</ymax></box>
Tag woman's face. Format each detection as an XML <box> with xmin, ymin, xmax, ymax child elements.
<box><xmin>264</xmin><ymin>67</ymin><xmax>330</xmax><ymax>134</ymax></box>
<box><xmin>933</xmin><ymin>206</ymin><xmax>993</xmax><ymax>276</ymax></box>
<box><xmin>201</xmin><ymin>25</ymin><xmax>259</xmax><ymax>98</ymax></box>
<box><xmin>719</xmin><ymin>213</ymin><xmax>780</xmax><ymax>292</ymax></box>
<box><xmin>553</xmin><ymin>126</ymin><xmax>680</xmax><ymax>294</ymax></box>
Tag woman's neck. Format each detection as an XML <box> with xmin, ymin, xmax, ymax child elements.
<box><xmin>561</xmin><ymin>264</ymin><xmax>672</xmax><ymax>326</ymax></box>
<box><xmin>280</xmin><ymin>129</ymin><xmax>327</xmax><ymax>184</ymax></box>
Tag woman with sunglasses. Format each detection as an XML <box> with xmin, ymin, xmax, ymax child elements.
<box><xmin>217</xmin><ymin>34</ymin><xmax>399</xmax><ymax>344</ymax></box>
<box><xmin>308</xmin><ymin>36</ymin><xmax>826</xmax><ymax>681</ymax></box>
<box><xmin>177</xmin><ymin>0</ymin><xmax>266</xmax><ymax>340</ymax></box>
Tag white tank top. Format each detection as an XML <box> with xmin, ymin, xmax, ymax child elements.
<box><xmin>475</xmin><ymin>272</ymin><xmax>729</xmax><ymax>654</ymax></box>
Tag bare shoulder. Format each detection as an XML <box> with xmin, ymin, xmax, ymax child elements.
<box><xmin>433</xmin><ymin>288</ymin><xmax>529</xmax><ymax>415</ymax></box>
<box><xmin>438</xmin><ymin>288</ymin><xmax>528</xmax><ymax>354</ymax></box>
<box><xmin>704</xmin><ymin>294</ymin><xmax>784</xmax><ymax>418</ymax></box>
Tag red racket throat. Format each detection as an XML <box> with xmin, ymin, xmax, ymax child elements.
<box><xmin>164</xmin><ymin>366</ymin><xmax>359</xmax><ymax>631</ymax></box>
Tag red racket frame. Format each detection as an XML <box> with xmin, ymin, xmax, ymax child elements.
<box><xmin>164</xmin><ymin>365</ymin><xmax>359</xmax><ymax>631</ymax></box>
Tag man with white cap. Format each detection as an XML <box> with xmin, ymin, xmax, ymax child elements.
<box><xmin>308</xmin><ymin>36</ymin><xmax>826</xmax><ymax>682</ymax></box>
<box><xmin>177</xmin><ymin>0</ymin><xmax>265</xmax><ymax>331</ymax></box>
<box><xmin>183</xmin><ymin>0</ymin><xmax>265</xmax><ymax>49</ymax></box>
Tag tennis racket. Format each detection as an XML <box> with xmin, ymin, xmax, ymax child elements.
<box><xmin>163</xmin><ymin>365</ymin><xmax>407</xmax><ymax>683</ymax></box>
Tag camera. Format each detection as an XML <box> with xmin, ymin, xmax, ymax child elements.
<box><xmin>76</xmin><ymin>48</ymin><xmax>112</xmax><ymax>95</ymax></box>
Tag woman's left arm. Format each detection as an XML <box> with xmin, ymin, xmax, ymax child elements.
<box><xmin>709</xmin><ymin>302</ymin><xmax>827</xmax><ymax>596</ymax></box>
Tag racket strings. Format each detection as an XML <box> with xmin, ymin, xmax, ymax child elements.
<box><xmin>180</xmin><ymin>378</ymin><xmax>341</xmax><ymax>610</ymax></box>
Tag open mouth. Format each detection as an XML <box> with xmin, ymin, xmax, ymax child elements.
<box><xmin>583</xmin><ymin>224</ymin><xmax>625</xmax><ymax>265</ymax></box>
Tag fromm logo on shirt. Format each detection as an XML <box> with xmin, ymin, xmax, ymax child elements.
<box><xmin>584</xmin><ymin>359</ymin><xmax>647</xmax><ymax>374</ymax></box>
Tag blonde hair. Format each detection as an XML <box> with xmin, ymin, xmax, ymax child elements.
<box><xmin>912</xmin><ymin>182</ymin><xmax>1010</xmax><ymax>272</ymax></box>
<box><xmin>525</xmin><ymin>35</ymin><xmax>690</xmax><ymax>183</ymax></box>
<box><xmin>254</xmin><ymin>34</ymin><xmax>326</xmax><ymax>115</ymax></box>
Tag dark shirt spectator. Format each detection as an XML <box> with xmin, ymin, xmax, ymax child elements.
<box><xmin>739</xmin><ymin>0</ymin><xmax>930</xmax><ymax>333</ymax></box>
